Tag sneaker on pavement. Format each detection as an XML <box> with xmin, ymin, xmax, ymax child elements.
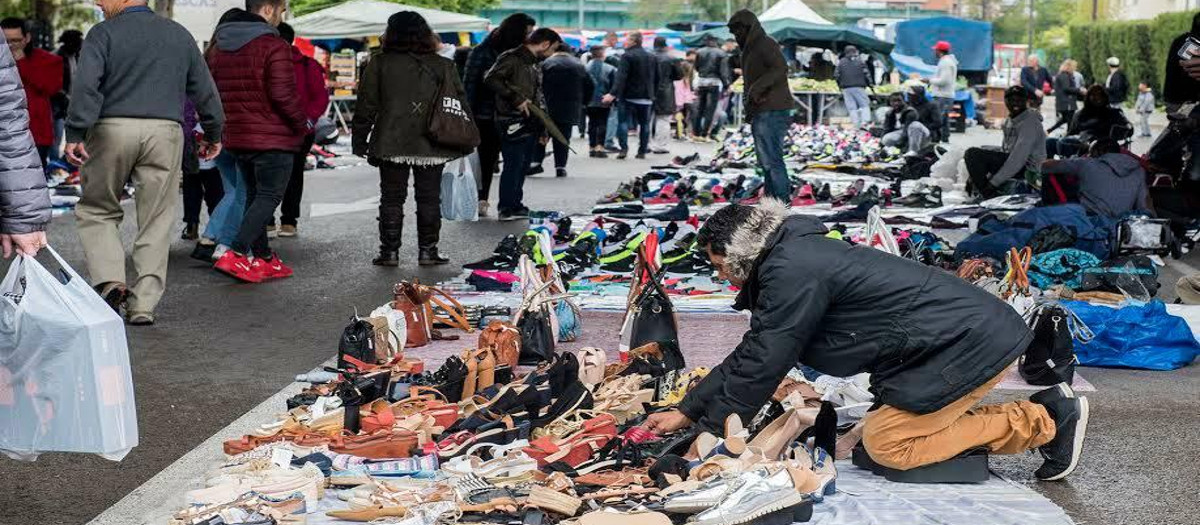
<box><xmin>265</xmin><ymin>224</ymin><xmax>278</xmax><ymax>238</ymax></box>
<box><xmin>214</xmin><ymin>251</ymin><xmax>264</xmax><ymax>283</ymax></box>
<box><xmin>94</xmin><ymin>282</ymin><xmax>128</xmax><ymax>313</ymax></box>
<box><xmin>478</xmin><ymin>200</ymin><xmax>490</xmax><ymax>218</ymax></box>
<box><xmin>1033</xmin><ymin>395</ymin><xmax>1090</xmax><ymax>481</ymax></box>
<box><xmin>253</xmin><ymin>254</ymin><xmax>294</xmax><ymax>280</ymax></box>
<box><xmin>191</xmin><ymin>242</ymin><xmax>217</xmax><ymax>263</ymax></box>
<box><xmin>499</xmin><ymin>208</ymin><xmax>530</xmax><ymax>222</ymax></box>
<box><xmin>279</xmin><ymin>225</ymin><xmax>297</xmax><ymax>237</ymax></box>
<box><xmin>1030</xmin><ymin>383</ymin><xmax>1075</xmax><ymax>406</ymax></box>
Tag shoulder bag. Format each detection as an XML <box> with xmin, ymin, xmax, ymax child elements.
<box><xmin>410</xmin><ymin>54</ymin><xmax>480</xmax><ymax>153</ymax></box>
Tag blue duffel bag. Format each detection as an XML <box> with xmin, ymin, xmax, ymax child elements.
<box><xmin>1062</xmin><ymin>300</ymin><xmax>1200</xmax><ymax>371</ymax></box>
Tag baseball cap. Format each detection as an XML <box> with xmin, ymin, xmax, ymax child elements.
<box><xmin>1107</xmin><ymin>57</ymin><xmax>1120</xmax><ymax>66</ymax></box>
<box><xmin>933</xmin><ymin>41</ymin><xmax>951</xmax><ymax>52</ymax></box>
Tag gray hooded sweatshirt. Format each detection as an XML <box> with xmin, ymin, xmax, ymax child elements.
<box><xmin>1043</xmin><ymin>153</ymin><xmax>1148</xmax><ymax>217</ymax></box>
<box><xmin>991</xmin><ymin>109</ymin><xmax>1047</xmax><ymax>186</ymax></box>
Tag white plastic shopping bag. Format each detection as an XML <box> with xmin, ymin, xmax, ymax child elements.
<box><xmin>0</xmin><ymin>246</ymin><xmax>138</xmax><ymax>461</ymax></box>
<box><xmin>441</xmin><ymin>156</ymin><xmax>479</xmax><ymax>221</ymax></box>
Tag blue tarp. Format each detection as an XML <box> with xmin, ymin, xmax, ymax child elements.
<box><xmin>890</xmin><ymin>16</ymin><xmax>992</xmax><ymax>76</ymax></box>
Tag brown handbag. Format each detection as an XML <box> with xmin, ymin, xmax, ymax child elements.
<box><xmin>478</xmin><ymin>321</ymin><xmax>521</xmax><ymax>369</ymax></box>
<box><xmin>393</xmin><ymin>282</ymin><xmax>432</xmax><ymax>348</ymax></box>
<box><xmin>393</xmin><ymin>281</ymin><xmax>474</xmax><ymax>348</ymax></box>
<box><xmin>366</xmin><ymin>316</ymin><xmax>400</xmax><ymax>363</ymax></box>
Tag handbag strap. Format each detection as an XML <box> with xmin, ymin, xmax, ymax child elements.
<box><xmin>425</xmin><ymin>286</ymin><xmax>474</xmax><ymax>333</ymax></box>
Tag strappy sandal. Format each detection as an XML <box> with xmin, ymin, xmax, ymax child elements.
<box><xmin>576</xmin><ymin>347</ymin><xmax>607</xmax><ymax>386</ymax></box>
<box><xmin>526</xmin><ymin>485</ymin><xmax>583</xmax><ymax>517</ymax></box>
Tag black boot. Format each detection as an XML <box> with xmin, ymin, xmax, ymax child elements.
<box><xmin>418</xmin><ymin>245</ymin><xmax>450</xmax><ymax>266</ymax></box>
<box><xmin>374</xmin><ymin>216</ymin><xmax>402</xmax><ymax>267</ymax></box>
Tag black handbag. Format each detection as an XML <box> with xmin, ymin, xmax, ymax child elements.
<box><xmin>621</xmin><ymin>255</ymin><xmax>679</xmax><ymax>354</ymax></box>
<box><xmin>1079</xmin><ymin>255</ymin><xmax>1161</xmax><ymax>297</ymax></box>
<box><xmin>338</xmin><ymin>317</ymin><xmax>378</xmax><ymax>371</ymax></box>
<box><xmin>517</xmin><ymin>308</ymin><xmax>555</xmax><ymax>366</ymax></box>
<box><xmin>404</xmin><ymin>54</ymin><xmax>480</xmax><ymax>153</ymax></box>
<box><xmin>1019</xmin><ymin>304</ymin><xmax>1077</xmax><ymax>386</ymax></box>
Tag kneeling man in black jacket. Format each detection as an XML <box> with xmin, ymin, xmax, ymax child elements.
<box><xmin>643</xmin><ymin>201</ymin><xmax>1090</xmax><ymax>481</ymax></box>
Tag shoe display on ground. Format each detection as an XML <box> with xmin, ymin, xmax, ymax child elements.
<box><xmin>691</xmin><ymin>468</ymin><xmax>813</xmax><ymax>525</ymax></box>
<box><xmin>464</xmin><ymin>235</ymin><xmax>521</xmax><ymax>271</ymax></box>
<box><xmin>893</xmin><ymin>186</ymin><xmax>943</xmax><ymax>208</ymax></box>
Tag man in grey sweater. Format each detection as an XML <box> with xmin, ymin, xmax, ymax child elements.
<box><xmin>65</xmin><ymin>0</ymin><xmax>224</xmax><ymax>325</ymax></box>
<box><xmin>0</xmin><ymin>44</ymin><xmax>51</xmax><ymax>258</ymax></box>
<box><xmin>964</xmin><ymin>87</ymin><xmax>1046</xmax><ymax>200</ymax></box>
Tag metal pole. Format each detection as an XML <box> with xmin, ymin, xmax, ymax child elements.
<box><xmin>726</xmin><ymin>0</ymin><xmax>732</xmax><ymax>20</ymax></box>
<box><xmin>578</xmin><ymin>0</ymin><xmax>584</xmax><ymax>32</ymax></box>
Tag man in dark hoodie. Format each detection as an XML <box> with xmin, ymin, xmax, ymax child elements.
<box><xmin>1042</xmin><ymin>138</ymin><xmax>1149</xmax><ymax>217</ymax></box>
<box><xmin>65</xmin><ymin>0</ymin><xmax>224</xmax><ymax>325</ymax></box>
<box><xmin>728</xmin><ymin>10</ymin><xmax>795</xmax><ymax>202</ymax></box>
<box><xmin>643</xmin><ymin>201</ymin><xmax>1091</xmax><ymax>482</ymax></box>
<box><xmin>207</xmin><ymin>0</ymin><xmax>311</xmax><ymax>284</ymax></box>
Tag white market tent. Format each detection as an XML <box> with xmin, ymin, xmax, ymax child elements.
<box><xmin>759</xmin><ymin>0</ymin><xmax>834</xmax><ymax>25</ymax></box>
<box><xmin>290</xmin><ymin>0</ymin><xmax>490</xmax><ymax>39</ymax></box>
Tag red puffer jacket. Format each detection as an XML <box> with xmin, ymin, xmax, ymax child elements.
<box><xmin>206</xmin><ymin>18</ymin><xmax>309</xmax><ymax>152</ymax></box>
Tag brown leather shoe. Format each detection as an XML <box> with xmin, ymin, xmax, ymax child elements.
<box><xmin>329</xmin><ymin>430</ymin><xmax>418</xmax><ymax>459</ymax></box>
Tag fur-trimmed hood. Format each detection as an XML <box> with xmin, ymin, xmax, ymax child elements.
<box><xmin>724</xmin><ymin>199</ymin><xmax>828</xmax><ymax>283</ymax></box>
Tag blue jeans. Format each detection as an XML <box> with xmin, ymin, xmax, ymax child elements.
<box><xmin>842</xmin><ymin>87</ymin><xmax>871</xmax><ymax>128</ymax></box>
<box><xmin>752</xmin><ymin>109</ymin><xmax>792</xmax><ymax>202</ymax></box>
<box><xmin>617</xmin><ymin>101</ymin><xmax>652</xmax><ymax>155</ymax></box>
<box><xmin>499</xmin><ymin>133</ymin><xmax>535</xmax><ymax>213</ymax></box>
<box><xmin>202</xmin><ymin>150</ymin><xmax>246</xmax><ymax>246</ymax></box>
<box><xmin>605</xmin><ymin>108</ymin><xmax>620</xmax><ymax>148</ymax></box>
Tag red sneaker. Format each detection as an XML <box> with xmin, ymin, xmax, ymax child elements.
<box><xmin>253</xmin><ymin>254</ymin><xmax>294</xmax><ymax>280</ymax></box>
<box><xmin>214</xmin><ymin>251</ymin><xmax>263</xmax><ymax>283</ymax></box>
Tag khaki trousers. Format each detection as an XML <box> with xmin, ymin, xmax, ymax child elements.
<box><xmin>862</xmin><ymin>365</ymin><xmax>1056</xmax><ymax>470</ymax></box>
<box><xmin>75</xmin><ymin>118</ymin><xmax>183</xmax><ymax>315</ymax></box>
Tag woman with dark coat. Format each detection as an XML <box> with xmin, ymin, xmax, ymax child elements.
<box><xmin>461</xmin><ymin>13</ymin><xmax>535</xmax><ymax>217</ymax></box>
<box><xmin>353</xmin><ymin>12</ymin><xmax>468</xmax><ymax>266</ymax></box>
<box><xmin>536</xmin><ymin>43</ymin><xmax>592</xmax><ymax>177</ymax></box>
<box><xmin>1048</xmin><ymin>59</ymin><xmax>1083</xmax><ymax>134</ymax></box>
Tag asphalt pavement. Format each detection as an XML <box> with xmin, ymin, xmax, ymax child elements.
<box><xmin>1</xmin><ymin>129</ymin><xmax>1197</xmax><ymax>525</ymax></box>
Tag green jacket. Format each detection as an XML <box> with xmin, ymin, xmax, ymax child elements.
<box><xmin>353</xmin><ymin>50</ymin><xmax>467</xmax><ymax>165</ymax></box>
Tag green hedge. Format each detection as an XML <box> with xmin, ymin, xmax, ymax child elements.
<box><xmin>1069</xmin><ymin>11</ymin><xmax>1196</xmax><ymax>100</ymax></box>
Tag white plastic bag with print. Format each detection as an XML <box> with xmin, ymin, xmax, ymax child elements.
<box><xmin>0</xmin><ymin>246</ymin><xmax>138</xmax><ymax>461</ymax></box>
<box><xmin>441</xmin><ymin>155</ymin><xmax>479</xmax><ymax>221</ymax></box>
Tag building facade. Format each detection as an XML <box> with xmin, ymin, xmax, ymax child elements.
<box><xmin>1109</xmin><ymin>0</ymin><xmax>1199</xmax><ymax>20</ymax></box>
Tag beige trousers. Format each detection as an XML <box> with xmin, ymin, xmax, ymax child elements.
<box><xmin>75</xmin><ymin>118</ymin><xmax>183</xmax><ymax>314</ymax></box>
<box><xmin>862</xmin><ymin>366</ymin><xmax>1056</xmax><ymax>470</ymax></box>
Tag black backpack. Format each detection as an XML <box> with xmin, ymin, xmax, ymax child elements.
<box><xmin>339</xmin><ymin>317</ymin><xmax>377</xmax><ymax>371</ymax></box>
<box><xmin>1019</xmin><ymin>304</ymin><xmax>1077</xmax><ymax>386</ymax></box>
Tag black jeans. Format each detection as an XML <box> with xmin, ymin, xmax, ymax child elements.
<box><xmin>586</xmin><ymin>106</ymin><xmax>610</xmax><ymax>148</ymax></box>
<box><xmin>694</xmin><ymin>85</ymin><xmax>721</xmax><ymax>137</ymax></box>
<box><xmin>477</xmin><ymin>118</ymin><xmax>501</xmax><ymax>201</ymax></box>
<box><xmin>617</xmin><ymin>101</ymin><xmax>652</xmax><ymax>155</ymax></box>
<box><xmin>232</xmin><ymin>151</ymin><xmax>293</xmax><ymax>258</ymax></box>
<box><xmin>378</xmin><ymin>162</ymin><xmax>443</xmax><ymax>250</ymax></box>
<box><xmin>535</xmin><ymin>117</ymin><xmax>573</xmax><ymax>169</ymax></box>
<box><xmin>273</xmin><ymin>134</ymin><xmax>315</xmax><ymax>226</ymax></box>
<box><xmin>964</xmin><ymin>148</ymin><xmax>1009</xmax><ymax>199</ymax></box>
<box><xmin>499</xmin><ymin>133</ymin><xmax>535</xmax><ymax>213</ymax></box>
<box><xmin>183</xmin><ymin>167</ymin><xmax>224</xmax><ymax>224</ymax></box>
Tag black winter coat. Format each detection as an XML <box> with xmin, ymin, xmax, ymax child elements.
<box><xmin>677</xmin><ymin>207</ymin><xmax>1032</xmax><ymax>430</ymax></box>
<box><xmin>730</xmin><ymin>11</ymin><xmax>796</xmax><ymax>121</ymax></box>
<box><xmin>542</xmin><ymin>52</ymin><xmax>592</xmax><ymax>125</ymax></box>
<box><xmin>352</xmin><ymin>51</ymin><xmax>468</xmax><ymax>164</ymax></box>
<box><xmin>612</xmin><ymin>45</ymin><xmax>656</xmax><ymax>102</ymax></box>
<box><xmin>694</xmin><ymin>45</ymin><xmax>729</xmax><ymax>83</ymax></box>
<box><xmin>1054</xmin><ymin>71</ymin><xmax>1081</xmax><ymax>112</ymax></box>
<box><xmin>484</xmin><ymin>46</ymin><xmax>543</xmax><ymax>121</ymax></box>
<box><xmin>653</xmin><ymin>51</ymin><xmax>683</xmax><ymax>115</ymax></box>
<box><xmin>911</xmin><ymin>97</ymin><xmax>941</xmax><ymax>136</ymax></box>
<box><xmin>463</xmin><ymin>38</ymin><xmax>501</xmax><ymax>120</ymax></box>
<box><xmin>1106</xmin><ymin>69</ymin><xmax>1130</xmax><ymax>106</ymax></box>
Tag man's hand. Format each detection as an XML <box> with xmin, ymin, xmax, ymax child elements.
<box><xmin>64</xmin><ymin>142</ymin><xmax>89</xmax><ymax>166</ymax></box>
<box><xmin>642</xmin><ymin>409</ymin><xmax>692</xmax><ymax>434</ymax></box>
<box><xmin>538</xmin><ymin>135</ymin><xmax>549</xmax><ymax>146</ymax></box>
<box><xmin>601</xmin><ymin>94</ymin><xmax>616</xmax><ymax>105</ymax></box>
<box><xmin>517</xmin><ymin>100</ymin><xmax>531</xmax><ymax>116</ymax></box>
<box><xmin>1</xmin><ymin>231</ymin><xmax>47</xmax><ymax>258</ymax></box>
<box><xmin>1182</xmin><ymin>57</ymin><xmax>1200</xmax><ymax>82</ymax></box>
<box><xmin>198</xmin><ymin>140</ymin><xmax>222</xmax><ymax>161</ymax></box>
<box><xmin>1035</xmin><ymin>89</ymin><xmax>1045</xmax><ymax>98</ymax></box>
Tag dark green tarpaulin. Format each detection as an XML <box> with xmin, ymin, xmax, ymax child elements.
<box><xmin>682</xmin><ymin>18</ymin><xmax>893</xmax><ymax>55</ymax></box>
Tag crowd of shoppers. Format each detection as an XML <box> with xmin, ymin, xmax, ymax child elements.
<box><xmin>0</xmin><ymin>6</ymin><xmax>789</xmax><ymax>327</ymax></box>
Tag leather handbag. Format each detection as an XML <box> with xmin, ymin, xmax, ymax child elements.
<box><xmin>409</xmin><ymin>54</ymin><xmax>480</xmax><ymax>153</ymax></box>
<box><xmin>393</xmin><ymin>281</ymin><xmax>474</xmax><ymax>348</ymax></box>
<box><xmin>338</xmin><ymin>317</ymin><xmax>378</xmax><ymax>370</ymax></box>
<box><xmin>1020</xmin><ymin>303</ymin><xmax>1081</xmax><ymax>386</ymax></box>
<box><xmin>479</xmin><ymin>321</ymin><xmax>521</xmax><ymax>369</ymax></box>
<box><xmin>514</xmin><ymin>254</ymin><xmax>568</xmax><ymax>365</ymax></box>
<box><xmin>619</xmin><ymin>244</ymin><xmax>679</xmax><ymax>356</ymax></box>
<box><xmin>367</xmin><ymin>316</ymin><xmax>401</xmax><ymax>364</ymax></box>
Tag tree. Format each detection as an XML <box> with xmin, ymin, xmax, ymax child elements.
<box><xmin>290</xmin><ymin>0</ymin><xmax>499</xmax><ymax>17</ymax></box>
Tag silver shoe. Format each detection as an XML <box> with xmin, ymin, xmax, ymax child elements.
<box><xmin>691</xmin><ymin>468</ymin><xmax>810</xmax><ymax>525</ymax></box>
<box><xmin>664</xmin><ymin>474</ymin><xmax>743</xmax><ymax>514</ymax></box>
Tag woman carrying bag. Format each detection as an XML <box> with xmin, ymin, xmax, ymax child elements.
<box><xmin>353</xmin><ymin>12</ymin><xmax>473</xmax><ymax>267</ymax></box>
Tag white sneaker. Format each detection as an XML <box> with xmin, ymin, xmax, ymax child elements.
<box><xmin>478</xmin><ymin>200</ymin><xmax>490</xmax><ymax>217</ymax></box>
<box><xmin>212</xmin><ymin>244</ymin><xmax>229</xmax><ymax>261</ymax></box>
